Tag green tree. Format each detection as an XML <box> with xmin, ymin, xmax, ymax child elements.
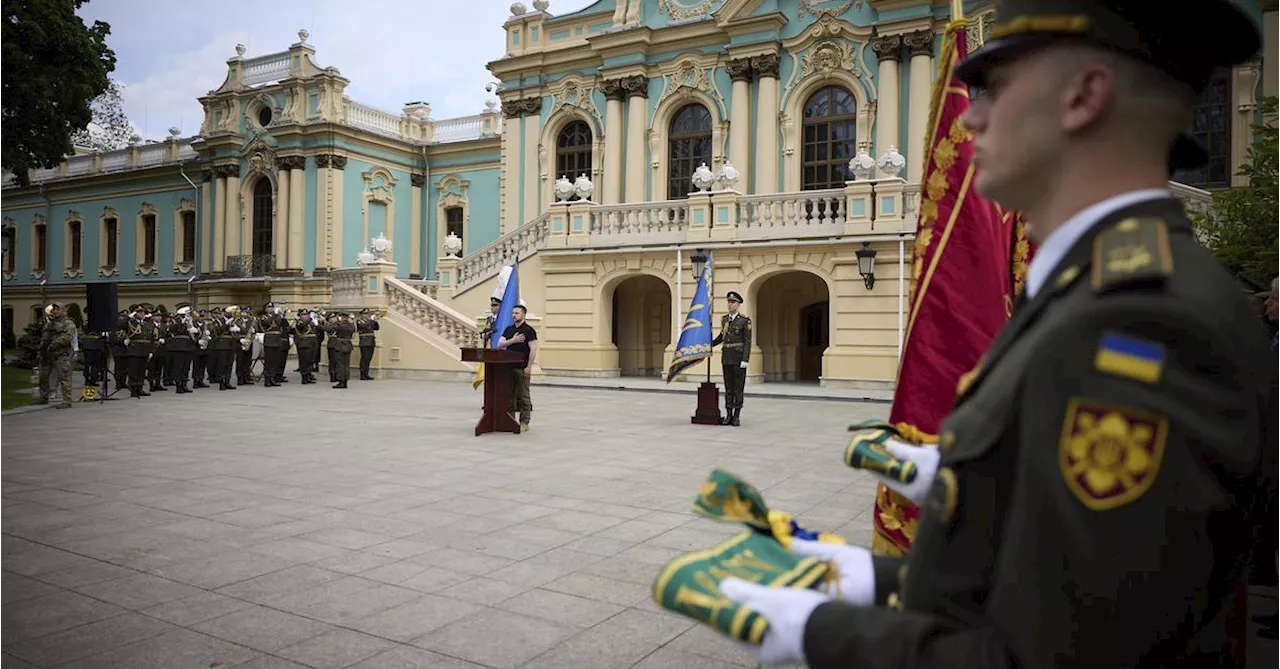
<box><xmin>2</xmin><ymin>0</ymin><xmax>116</xmax><ymax>187</ymax></box>
<box><xmin>65</xmin><ymin>303</ymin><xmax>84</xmax><ymax>330</ymax></box>
<box><xmin>15</xmin><ymin>320</ymin><xmax>43</xmax><ymax>369</ymax></box>
<box><xmin>1193</xmin><ymin>96</ymin><xmax>1279</xmax><ymax>290</ymax></box>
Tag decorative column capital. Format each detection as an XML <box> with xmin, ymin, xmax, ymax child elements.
<box><xmin>621</xmin><ymin>75</ymin><xmax>649</xmax><ymax>98</ymax></box>
<box><xmin>750</xmin><ymin>53</ymin><xmax>779</xmax><ymax>79</ymax></box>
<box><xmin>725</xmin><ymin>58</ymin><xmax>754</xmax><ymax>82</ymax></box>
<box><xmin>213</xmin><ymin>164</ymin><xmax>239</xmax><ymax>179</ymax></box>
<box><xmin>200</xmin><ymin>170</ymin><xmax>213</xmax><ymax>183</ymax></box>
<box><xmin>276</xmin><ymin>155</ymin><xmax>306</xmax><ymax>171</ymax></box>
<box><xmin>326</xmin><ymin>155</ymin><xmax>347</xmax><ymax>170</ymax></box>
<box><xmin>903</xmin><ymin>29</ymin><xmax>935</xmax><ymax>58</ymax></box>
<box><xmin>517</xmin><ymin>97</ymin><xmax>542</xmax><ymax>116</ymax></box>
<box><xmin>601</xmin><ymin>78</ymin><xmax>627</xmax><ymax>101</ymax></box>
<box><xmin>871</xmin><ymin>34</ymin><xmax>903</xmax><ymax>62</ymax></box>
<box><xmin>410</xmin><ymin>173</ymin><xmax>426</xmax><ymax>187</ymax></box>
<box><xmin>500</xmin><ymin>99</ymin><xmax>524</xmax><ymax>118</ymax></box>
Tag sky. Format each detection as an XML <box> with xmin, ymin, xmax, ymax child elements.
<box><xmin>77</xmin><ymin>0</ymin><xmax>598</xmax><ymax>140</ymax></box>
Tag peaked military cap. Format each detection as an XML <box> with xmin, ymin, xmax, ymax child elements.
<box><xmin>490</xmin><ymin>297</ymin><xmax>503</xmax><ymax>306</ymax></box>
<box><xmin>955</xmin><ymin>0</ymin><xmax>1262</xmax><ymax>169</ymax></box>
<box><xmin>726</xmin><ymin>291</ymin><xmax>744</xmax><ymax>303</ymax></box>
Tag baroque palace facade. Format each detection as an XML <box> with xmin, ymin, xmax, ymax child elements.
<box><xmin>3</xmin><ymin>0</ymin><xmax>1273</xmax><ymax>387</ymax></box>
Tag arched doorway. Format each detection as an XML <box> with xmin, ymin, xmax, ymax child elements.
<box><xmin>609</xmin><ymin>275</ymin><xmax>672</xmax><ymax>377</ymax></box>
<box><xmin>755</xmin><ymin>271</ymin><xmax>830</xmax><ymax>382</ymax></box>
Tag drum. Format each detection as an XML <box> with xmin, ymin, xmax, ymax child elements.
<box><xmin>252</xmin><ymin>332</ymin><xmax>265</xmax><ymax>361</ymax></box>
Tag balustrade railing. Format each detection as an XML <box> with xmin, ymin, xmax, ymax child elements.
<box><xmin>433</xmin><ymin>114</ymin><xmax>487</xmax><ymax>142</ymax></box>
<box><xmin>385</xmin><ymin>276</ymin><xmax>481</xmax><ymax>349</ymax></box>
<box><xmin>241</xmin><ymin>52</ymin><xmax>291</xmax><ymax>86</ymax></box>
<box><xmin>736</xmin><ymin>189</ymin><xmax>846</xmax><ymax>239</ymax></box>
<box><xmin>224</xmin><ymin>254</ymin><xmax>275</xmax><ymax>278</ymax></box>
<box><xmin>344</xmin><ymin>100</ymin><xmax>403</xmax><ymax>138</ymax></box>
<box><xmin>400</xmin><ymin>278</ymin><xmax>441</xmax><ymax>299</ymax></box>
<box><xmin>591</xmin><ymin>200</ymin><xmax>688</xmax><ymax>243</ymax></box>
<box><xmin>455</xmin><ymin>213</ymin><xmax>550</xmax><ymax>291</ymax></box>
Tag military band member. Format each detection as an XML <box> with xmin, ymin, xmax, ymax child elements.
<box><xmin>110</xmin><ymin>309</ymin><xmax>128</xmax><ymax>391</ymax></box>
<box><xmin>235</xmin><ymin>305</ymin><xmax>255</xmax><ymax>385</ymax></box>
<box><xmin>213</xmin><ymin>306</ymin><xmax>241</xmax><ymax>390</ymax></box>
<box><xmin>710</xmin><ymin>291</ymin><xmax>751</xmax><ymax>426</ymax></box>
<box><xmin>259</xmin><ymin>303</ymin><xmax>285</xmax><ymax>387</ymax></box>
<box><xmin>192</xmin><ymin>310</ymin><xmax>212</xmax><ymax>388</ymax></box>
<box><xmin>293</xmin><ymin>310</ymin><xmax>320</xmax><ymax>384</ymax></box>
<box><xmin>311</xmin><ymin>307</ymin><xmax>326</xmax><ymax>375</ymax></box>
<box><xmin>165</xmin><ymin>303</ymin><xmax>197</xmax><ymax>394</ymax></box>
<box><xmin>80</xmin><ymin>318</ymin><xmax>106</xmax><ymax>387</ymax></box>
<box><xmin>324</xmin><ymin>312</ymin><xmax>356</xmax><ymax>389</ymax></box>
<box><xmin>714</xmin><ymin>2</ymin><xmax>1276</xmax><ymax>667</ymax></box>
<box><xmin>147</xmin><ymin>310</ymin><xmax>168</xmax><ymax>392</ymax></box>
<box><xmin>116</xmin><ymin>304</ymin><xmax>153</xmax><ymax>398</ymax></box>
<box><xmin>357</xmin><ymin>308</ymin><xmax>379</xmax><ymax>380</ymax></box>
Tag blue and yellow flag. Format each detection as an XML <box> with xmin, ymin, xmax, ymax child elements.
<box><xmin>666</xmin><ymin>253</ymin><xmax>713</xmax><ymax>383</ymax></box>
<box><xmin>473</xmin><ymin>261</ymin><xmax>521</xmax><ymax>390</ymax></box>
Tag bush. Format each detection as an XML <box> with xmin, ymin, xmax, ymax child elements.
<box><xmin>66</xmin><ymin>303</ymin><xmax>84</xmax><ymax>331</ymax></box>
<box><xmin>14</xmin><ymin>320</ymin><xmax>43</xmax><ymax>369</ymax></box>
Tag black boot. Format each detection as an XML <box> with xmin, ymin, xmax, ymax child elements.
<box><xmin>730</xmin><ymin>408</ymin><xmax>741</xmax><ymax>426</ymax></box>
<box><xmin>333</xmin><ymin>381</ymin><xmax>347</xmax><ymax>389</ymax></box>
<box><xmin>135</xmin><ymin>385</ymin><xmax>150</xmax><ymax>397</ymax></box>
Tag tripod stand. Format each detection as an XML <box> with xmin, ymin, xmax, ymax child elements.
<box><xmin>78</xmin><ymin>342</ymin><xmax>123</xmax><ymax>403</ymax></box>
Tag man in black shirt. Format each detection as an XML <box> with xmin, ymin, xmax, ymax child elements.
<box><xmin>497</xmin><ymin>304</ymin><xmax>538</xmax><ymax>433</ymax></box>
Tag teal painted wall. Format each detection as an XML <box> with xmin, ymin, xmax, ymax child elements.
<box><xmin>424</xmin><ymin>166</ymin><xmax>500</xmax><ymax>280</ymax></box>
<box><xmin>340</xmin><ymin>157</ymin><xmax>415</xmax><ymax>277</ymax></box>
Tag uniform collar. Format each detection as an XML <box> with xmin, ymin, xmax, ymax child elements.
<box><xmin>1025</xmin><ymin>188</ymin><xmax>1173</xmax><ymax>299</ymax></box>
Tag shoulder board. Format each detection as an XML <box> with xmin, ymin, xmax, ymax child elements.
<box><xmin>1090</xmin><ymin>216</ymin><xmax>1173</xmax><ymax>293</ymax></box>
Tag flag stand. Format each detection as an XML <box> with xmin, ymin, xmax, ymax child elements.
<box><xmin>691</xmin><ymin>357</ymin><xmax>722</xmax><ymax>425</ymax></box>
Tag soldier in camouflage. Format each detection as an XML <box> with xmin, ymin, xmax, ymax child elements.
<box><xmin>36</xmin><ymin>303</ymin><xmax>77</xmax><ymax>409</ymax></box>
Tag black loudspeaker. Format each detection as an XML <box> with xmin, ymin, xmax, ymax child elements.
<box><xmin>85</xmin><ymin>283</ymin><xmax>119</xmax><ymax>333</ymax></box>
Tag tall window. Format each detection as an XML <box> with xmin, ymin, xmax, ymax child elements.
<box><xmin>1177</xmin><ymin>68</ymin><xmax>1232</xmax><ymax>188</ymax></box>
<box><xmin>555</xmin><ymin>120</ymin><xmax>593</xmax><ymax>197</ymax></box>
<box><xmin>252</xmin><ymin>178</ymin><xmax>273</xmax><ymax>256</ymax></box>
<box><xmin>33</xmin><ymin>222</ymin><xmax>47</xmax><ymax>272</ymax></box>
<box><xmin>802</xmin><ymin>86</ymin><xmax>857</xmax><ymax>190</ymax></box>
<box><xmin>445</xmin><ymin>207</ymin><xmax>464</xmax><ymax>250</ymax></box>
<box><xmin>2</xmin><ymin>226</ymin><xmax>15</xmax><ymax>274</ymax></box>
<box><xmin>68</xmin><ymin>220</ymin><xmax>82</xmax><ymax>270</ymax></box>
<box><xmin>181</xmin><ymin>211</ymin><xmax>196</xmax><ymax>263</ymax></box>
<box><xmin>141</xmin><ymin>214</ymin><xmax>156</xmax><ymax>266</ymax></box>
<box><xmin>104</xmin><ymin>218</ymin><xmax>118</xmax><ymax>267</ymax></box>
<box><xmin>668</xmin><ymin>104</ymin><xmax>713</xmax><ymax>199</ymax></box>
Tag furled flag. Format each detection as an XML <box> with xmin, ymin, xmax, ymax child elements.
<box><xmin>472</xmin><ymin>262</ymin><xmax>521</xmax><ymax>390</ymax></box>
<box><xmin>870</xmin><ymin>18</ymin><xmax>1033</xmax><ymax>557</ymax></box>
<box><xmin>666</xmin><ymin>252</ymin><xmax>715</xmax><ymax>383</ymax></box>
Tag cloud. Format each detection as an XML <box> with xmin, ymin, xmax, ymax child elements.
<box><xmin>91</xmin><ymin>0</ymin><xmax>598</xmax><ymax>140</ymax></box>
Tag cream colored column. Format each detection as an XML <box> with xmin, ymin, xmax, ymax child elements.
<box><xmin>522</xmin><ymin>107</ymin><xmax>541</xmax><ymax>218</ymax></box>
<box><xmin>288</xmin><ymin>162</ymin><xmax>303</xmax><ymax>270</ymax></box>
<box><xmin>200</xmin><ymin>173</ymin><xmax>213</xmax><ymax>272</ymax></box>
<box><xmin>500</xmin><ymin>101</ymin><xmax>522</xmax><ymax>235</ymax></box>
<box><xmin>602</xmin><ymin>81</ymin><xmax>625</xmax><ymax>204</ymax></box>
<box><xmin>904</xmin><ymin>30</ymin><xmax>935</xmax><ymax>183</ymax></box>
<box><xmin>274</xmin><ymin>164</ymin><xmax>290</xmax><ymax>270</ymax></box>
<box><xmin>726</xmin><ymin>59</ymin><xmax>752</xmax><ymax>190</ymax></box>
<box><xmin>410</xmin><ymin>174</ymin><xmax>423</xmax><ymax>277</ymax></box>
<box><xmin>330</xmin><ymin>156</ymin><xmax>346</xmax><ymax>267</ymax></box>
<box><xmin>623</xmin><ymin>75</ymin><xmax>648</xmax><ymax>202</ymax></box>
<box><xmin>871</xmin><ymin>35</ymin><xmax>902</xmax><ymax>172</ymax></box>
<box><xmin>752</xmin><ymin>54</ymin><xmax>779</xmax><ymax>194</ymax></box>
<box><xmin>224</xmin><ymin>171</ymin><xmax>241</xmax><ymax>260</ymax></box>
<box><xmin>314</xmin><ymin>156</ymin><xmax>330</xmax><ymax>273</ymax></box>
<box><xmin>213</xmin><ymin>172</ymin><xmax>227</xmax><ymax>272</ymax></box>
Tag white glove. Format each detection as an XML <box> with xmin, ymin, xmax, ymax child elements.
<box><xmin>124</xmin><ymin>338</ymin><xmax>131</xmax><ymax>346</ymax></box>
<box><xmin>719</xmin><ymin>578</ymin><xmax>830</xmax><ymax>667</ymax></box>
<box><xmin>187</xmin><ymin>327</ymin><xmax>198</xmax><ymax>334</ymax></box>
<box><xmin>231</xmin><ymin>326</ymin><xmax>241</xmax><ymax>333</ymax></box>
<box><xmin>740</xmin><ymin>360</ymin><xmax>749</xmax><ymax>369</ymax></box>
<box><xmin>158</xmin><ymin>338</ymin><xmax>165</xmax><ymax>344</ymax></box>
<box><xmin>371</xmin><ymin>314</ymin><xmax>378</xmax><ymax>321</ymax></box>
<box><xmin>288</xmin><ymin>336</ymin><xmax>295</xmax><ymax>347</ymax></box>
<box><xmin>870</xmin><ymin>438</ymin><xmax>941</xmax><ymax>506</ymax></box>
<box><xmin>789</xmin><ymin>539</ymin><xmax>875</xmax><ymax>605</ymax></box>
<box><xmin>240</xmin><ymin>338</ymin><xmax>248</xmax><ymax>346</ymax></box>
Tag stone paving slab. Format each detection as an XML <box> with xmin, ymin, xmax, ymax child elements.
<box><xmin>3</xmin><ymin>378</ymin><xmax>1274</xmax><ymax>668</ymax></box>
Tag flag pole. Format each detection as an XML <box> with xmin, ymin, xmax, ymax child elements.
<box><xmin>950</xmin><ymin>0</ymin><xmax>964</xmax><ymax>21</ymax></box>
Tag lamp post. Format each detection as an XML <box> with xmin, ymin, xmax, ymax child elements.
<box><xmin>0</xmin><ymin>232</ymin><xmax>7</xmax><ymax>363</ymax></box>
<box><xmin>856</xmin><ymin>242</ymin><xmax>877</xmax><ymax>290</ymax></box>
<box><xmin>691</xmin><ymin>248</ymin><xmax>707</xmax><ymax>280</ymax></box>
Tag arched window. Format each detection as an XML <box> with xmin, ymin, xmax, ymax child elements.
<box><xmin>555</xmin><ymin>120</ymin><xmax>593</xmax><ymax>197</ymax></box>
<box><xmin>668</xmin><ymin>104</ymin><xmax>713</xmax><ymax>199</ymax></box>
<box><xmin>802</xmin><ymin>86</ymin><xmax>857</xmax><ymax>190</ymax></box>
<box><xmin>251</xmin><ymin>178</ymin><xmax>273</xmax><ymax>257</ymax></box>
<box><xmin>1175</xmin><ymin>67</ymin><xmax>1232</xmax><ymax>188</ymax></box>
<box><xmin>445</xmin><ymin>206</ymin><xmax>464</xmax><ymax>251</ymax></box>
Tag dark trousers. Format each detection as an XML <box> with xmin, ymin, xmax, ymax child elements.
<box><xmin>83</xmin><ymin>348</ymin><xmax>105</xmax><ymax>385</ymax></box>
<box><xmin>236</xmin><ymin>347</ymin><xmax>253</xmax><ymax>383</ymax></box>
<box><xmin>263</xmin><ymin>345</ymin><xmax>284</xmax><ymax>383</ymax></box>
<box><xmin>216</xmin><ymin>348</ymin><xmax>236</xmax><ymax>385</ymax></box>
<box><xmin>193</xmin><ymin>352</ymin><xmax>209</xmax><ymax>382</ymax></box>
<box><xmin>297</xmin><ymin>346</ymin><xmax>317</xmax><ymax>379</ymax></box>
<box><xmin>126</xmin><ymin>355</ymin><xmax>147</xmax><ymax>390</ymax></box>
<box><xmin>167</xmin><ymin>350</ymin><xmax>191</xmax><ymax>385</ymax></box>
<box><xmin>112</xmin><ymin>348</ymin><xmax>126</xmax><ymax>388</ymax></box>
<box><xmin>359</xmin><ymin>345</ymin><xmax>374</xmax><ymax>377</ymax></box>
<box><xmin>722</xmin><ymin>363</ymin><xmax>746</xmax><ymax>409</ymax></box>
<box><xmin>148</xmin><ymin>354</ymin><xmax>166</xmax><ymax>386</ymax></box>
<box><xmin>331</xmin><ymin>348</ymin><xmax>351</xmax><ymax>382</ymax></box>
<box><xmin>508</xmin><ymin>368</ymin><xmax>533</xmax><ymax>422</ymax></box>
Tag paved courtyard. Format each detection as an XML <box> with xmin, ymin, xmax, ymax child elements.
<box><xmin>2</xmin><ymin>380</ymin><xmax>886</xmax><ymax>669</ymax></box>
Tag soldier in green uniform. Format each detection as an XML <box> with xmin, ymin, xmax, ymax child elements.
<box><xmin>711</xmin><ymin>291</ymin><xmax>751</xmax><ymax>426</ymax></box>
<box><xmin>293</xmin><ymin>309</ymin><xmax>320</xmax><ymax>384</ymax></box>
<box><xmin>166</xmin><ymin>303</ymin><xmax>197</xmax><ymax>394</ymax></box>
<box><xmin>259</xmin><ymin>302</ymin><xmax>286</xmax><ymax>387</ymax></box>
<box><xmin>324</xmin><ymin>311</ymin><xmax>356</xmax><ymax>389</ymax></box>
<box><xmin>36</xmin><ymin>303</ymin><xmax>76</xmax><ymax>408</ymax></box>
<box><xmin>146</xmin><ymin>309</ymin><xmax>168</xmax><ymax>392</ymax></box>
<box><xmin>116</xmin><ymin>304</ymin><xmax>153</xmax><ymax>398</ymax></box>
<box><xmin>711</xmin><ymin>2</ymin><xmax>1277</xmax><ymax>667</ymax></box>
<box><xmin>235</xmin><ymin>305</ymin><xmax>256</xmax><ymax>385</ymax></box>
<box><xmin>356</xmin><ymin>308</ymin><xmax>380</xmax><ymax>380</ymax></box>
<box><xmin>213</xmin><ymin>306</ymin><xmax>241</xmax><ymax>390</ymax></box>
<box><xmin>109</xmin><ymin>309</ymin><xmax>127</xmax><ymax>391</ymax></box>
<box><xmin>79</xmin><ymin>316</ymin><xmax>106</xmax><ymax>387</ymax></box>
<box><xmin>191</xmin><ymin>309</ymin><xmax>212</xmax><ymax>388</ymax></box>
<box><xmin>480</xmin><ymin>297</ymin><xmax>502</xmax><ymax>346</ymax></box>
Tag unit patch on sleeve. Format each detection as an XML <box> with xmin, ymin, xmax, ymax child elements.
<box><xmin>1058</xmin><ymin>398</ymin><xmax>1169</xmax><ymax>511</ymax></box>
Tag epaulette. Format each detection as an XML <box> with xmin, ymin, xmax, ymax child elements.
<box><xmin>1090</xmin><ymin>216</ymin><xmax>1173</xmax><ymax>293</ymax></box>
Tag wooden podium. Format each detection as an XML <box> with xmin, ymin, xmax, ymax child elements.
<box><xmin>461</xmin><ymin>347</ymin><xmax>524</xmax><ymax>436</ymax></box>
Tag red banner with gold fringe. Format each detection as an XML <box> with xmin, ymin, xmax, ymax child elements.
<box><xmin>872</xmin><ymin>20</ymin><xmax>1033</xmax><ymax>556</ymax></box>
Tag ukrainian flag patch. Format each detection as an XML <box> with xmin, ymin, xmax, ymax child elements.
<box><xmin>1094</xmin><ymin>332</ymin><xmax>1165</xmax><ymax>384</ymax></box>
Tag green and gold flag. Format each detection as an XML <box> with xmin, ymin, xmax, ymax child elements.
<box><xmin>692</xmin><ymin>468</ymin><xmax>846</xmax><ymax>548</ymax></box>
<box><xmin>652</xmin><ymin>531</ymin><xmax>831</xmax><ymax>643</ymax></box>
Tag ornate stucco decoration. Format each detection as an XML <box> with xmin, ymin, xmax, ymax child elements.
<box><xmin>798</xmin><ymin>0</ymin><xmax>859</xmax><ymax>18</ymax></box>
<box><xmin>965</xmin><ymin>9</ymin><xmax>996</xmax><ymax>52</ymax></box>
<box><xmin>242</xmin><ymin>140</ymin><xmax>277</xmax><ymax>184</ymax></box>
<box><xmin>548</xmin><ymin>77</ymin><xmax>603</xmax><ymax>132</ymax></box>
<box><xmin>657</xmin><ymin>57</ymin><xmax>727</xmax><ymax>119</ymax></box>
<box><xmin>362</xmin><ymin>166</ymin><xmax>398</xmax><ymax>202</ymax></box>
<box><xmin>657</xmin><ymin>0</ymin><xmax>718</xmax><ymax>20</ymax></box>
<box><xmin>780</xmin><ymin>15</ymin><xmax>875</xmax><ymax>110</ymax></box>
